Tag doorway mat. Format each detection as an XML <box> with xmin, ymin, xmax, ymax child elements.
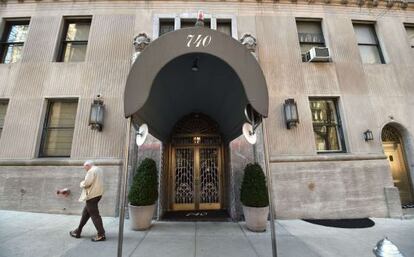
<box><xmin>302</xmin><ymin>218</ymin><xmax>375</xmax><ymax>229</ymax></box>
<box><xmin>162</xmin><ymin>210</ymin><xmax>231</xmax><ymax>222</ymax></box>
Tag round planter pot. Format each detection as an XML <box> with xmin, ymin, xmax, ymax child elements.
<box><xmin>242</xmin><ymin>205</ymin><xmax>269</xmax><ymax>232</ymax></box>
<box><xmin>128</xmin><ymin>203</ymin><xmax>156</xmax><ymax>231</ymax></box>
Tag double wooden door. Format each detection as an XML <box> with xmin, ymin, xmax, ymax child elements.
<box><xmin>171</xmin><ymin>146</ymin><xmax>221</xmax><ymax>211</ymax></box>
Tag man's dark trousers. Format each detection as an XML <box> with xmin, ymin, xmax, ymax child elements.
<box><xmin>77</xmin><ymin>196</ymin><xmax>105</xmax><ymax>236</ymax></box>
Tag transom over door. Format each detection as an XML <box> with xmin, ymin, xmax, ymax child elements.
<box><xmin>172</xmin><ymin>146</ymin><xmax>221</xmax><ymax>211</ymax></box>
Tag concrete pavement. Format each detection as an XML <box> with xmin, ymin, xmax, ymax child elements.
<box><xmin>0</xmin><ymin>210</ymin><xmax>413</xmax><ymax>257</ymax></box>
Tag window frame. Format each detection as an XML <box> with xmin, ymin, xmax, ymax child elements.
<box><xmin>153</xmin><ymin>14</ymin><xmax>237</xmax><ymax>39</ymax></box>
<box><xmin>39</xmin><ymin>99</ymin><xmax>78</xmax><ymax>158</ymax></box>
<box><xmin>295</xmin><ymin>19</ymin><xmax>326</xmax><ymax>62</ymax></box>
<box><xmin>404</xmin><ymin>23</ymin><xmax>414</xmax><ymax>49</ymax></box>
<box><xmin>159</xmin><ymin>18</ymin><xmax>175</xmax><ymax>37</ymax></box>
<box><xmin>216</xmin><ymin>19</ymin><xmax>232</xmax><ymax>37</ymax></box>
<box><xmin>0</xmin><ymin>99</ymin><xmax>9</xmax><ymax>138</ymax></box>
<box><xmin>57</xmin><ymin>17</ymin><xmax>92</xmax><ymax>62</ymax></box>
<box><xmin>309</xmin><ymin>97</ymin><xmax>347</xmax><ymax>154</ymax></box>
<box><xmin>353</xmin><ymin>22</ymin><xmax>385</xmax><ymax>64</ymax></box>
<box><xmin>0</xmin><ymin>19</ymin><xmax>30</xmax><ymax>64</ymax></box>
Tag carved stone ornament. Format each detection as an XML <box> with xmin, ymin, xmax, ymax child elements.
<box><xmin>386</xmin><ymin>0</ymin><xmax>394</xmax><ymax>7</ymax></box>
<box><xmin>401</xmin><ymin>0</ymin><xmax>408</xmax><ymax>9</ymax></box>
<box><xmin>367</xmin><ymin>0</ymin><xmax>379</xmax><ymax>7</ymax></box>
<box><xmin>133</xmin><ymin>33</ymin><xmax>151</xmax><ymax>52</ymax></box>
<box><xmin>240</xmin><ymin>34</ymin><xmax>257</xmax><ymax>53</ymax></box>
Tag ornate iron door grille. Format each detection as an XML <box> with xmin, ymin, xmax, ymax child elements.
<box><xmin>172</xmin><ymin>146</ymin><xmax>221</xmax><ymax>210</ymax></box>
<box><xmin>170</xmin><ymin>113</ymin><xmax>222</xmax><ymax>211</ymax></box>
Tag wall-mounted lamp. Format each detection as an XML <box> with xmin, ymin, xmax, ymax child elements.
<box><xmin>89</xmin><ymin>95</ymin><xmax>104</xmax><ymax>131</ymax></box>
<box><xmin>283</xmin><ymin>98</ymin><xmax>299</xmax><ymax>129</ymax></box>
<box><xmin>192</xmin><ymin>57</ymin><xmax>199</xmax><ymax>72</ymax></box>
<box><xmin>364</xmin><ymin>129</ymin><xmax>374</xmax><ymax>141</ymax></box>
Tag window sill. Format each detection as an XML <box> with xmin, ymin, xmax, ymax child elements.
<box><xmin>0</xmin><ymin>158</ymin><xmax>122</xmax><ymax>166</ymax></box>
<box><xmin>269</xmin><ymin>153</ymin><xmax>386</xmax><ymax>163</ymax></box>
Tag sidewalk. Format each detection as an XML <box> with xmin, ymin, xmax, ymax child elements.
<box><xmin>0</xmin><ymin>210</ymin><xmax>413</xmax><ymax>257</ymax></box>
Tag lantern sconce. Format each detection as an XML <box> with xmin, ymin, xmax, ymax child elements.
<box><xmin>89</xmin><ymin>94</ymin><xmax>104</xmax><ymax>132</ymax></box>
<box><xmin>364</xmin><ymin>129</ymin><xmax>374</xmax><ymax>141</ymax></box>
<box><xmin>283</xmin><ymin>98</ymin><xmax>299</xmax><ymax>129</ymax></box>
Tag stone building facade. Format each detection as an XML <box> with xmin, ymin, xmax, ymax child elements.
<box><xmin>0</xmin><ymin>0</ymin><xmax>413</xmax><ymax>220</ymax></box>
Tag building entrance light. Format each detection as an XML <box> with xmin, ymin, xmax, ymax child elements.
<box><xmin>192</xmin><ymin>57</ymin><xmax>199</xmax><ymax>72</ymax></box>
<box><xmin>283</xmin><ymin>98</ymin><xmax>299</xmax><ymax>129</ymax></box>
<box><xmin>89</xmin><ymin>94</ymin><xmax>104</xmax><ymax>131</ymax></box>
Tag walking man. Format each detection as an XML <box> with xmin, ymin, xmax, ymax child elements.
<box><xmin>70</xmin><ymin>160</ymin><xmax>106</xmax><ymax>241</ymax></box>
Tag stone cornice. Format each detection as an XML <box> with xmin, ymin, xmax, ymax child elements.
<box><xmin>0</xmin><ymin>0</ymin><xmax>413</xmax><ymax>10</ymax></box>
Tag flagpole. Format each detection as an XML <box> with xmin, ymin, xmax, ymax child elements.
<box><xmin>117</xmin><ymin>117</ymin><xmax>132</xmax><ymax>257</ymax></box>
<box><xmin>261</xmin><ymin>118</ymin><xmax>278</xmax><ymax>257</ymax></box>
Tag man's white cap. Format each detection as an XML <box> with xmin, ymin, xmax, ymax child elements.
<box><xmin>83</xmin><ymin>160</ymin><xmax>95</xmax><ymax>166</ymax></box>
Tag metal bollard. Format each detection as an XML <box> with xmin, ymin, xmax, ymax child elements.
<box><xmin>373</xmin><ymin>237</ymin><xmax>406</xmax><ymax>257</ymax></box>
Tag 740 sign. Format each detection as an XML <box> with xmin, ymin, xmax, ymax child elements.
<box><xmin>186</xmin><ymin>34</ymin><xmax>212</xmax><ymax>48</ymax></box>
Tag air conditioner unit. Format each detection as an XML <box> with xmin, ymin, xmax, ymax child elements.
<box><xmin>304</xmin><ymin>47</ymin><xmax>331</xmax><ymax>62</ymax></box>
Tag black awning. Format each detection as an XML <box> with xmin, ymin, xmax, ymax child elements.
<box><xmin>124</xmin><ymin>27</ymin><xmax>268</xmax><ymax>142</ymax></box>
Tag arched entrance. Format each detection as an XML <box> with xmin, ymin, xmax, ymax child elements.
<box><xmin>123</xmin><ymin>26</ymin><xmax>269</xmax><ymax>219</ymax></box>
<box><xmin>381</xmin><ymin>124</ymin><xmax>414</xmax><ymax>205</ymax></box>
<box><xmin>168</xmin><ymin>113</ymin><xmax>223</xmax><ymax>211</ymax></box>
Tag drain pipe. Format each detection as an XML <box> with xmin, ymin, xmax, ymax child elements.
<box><xmin>117</xmin><ymin>117</ymin><xmax>132</xmax><ymax>257</ymax></box>
<box><xmin>262</xmin><ymin>118</ymin><xmax>278</xmax><ymax>257</ymax></box>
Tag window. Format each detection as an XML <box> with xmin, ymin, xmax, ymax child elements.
<box><xmin>0</xmin><ymin>101</ymin><xmax>9</xmax><ymax>137</ymax></box>
<box><xmin>157</xmin><ymin>16</ymin><xmax>234</xmax><ymax>38</ymax></box>
<box><xmin>353</xmin><ymin>23</ymin><xmax>384</xmax><ymax>64</ymax></box>
<box><xmin>0</xmin><ymin>20</ymin><xmax>30</xmax><ymax>64</ymax></box>
<box><xmin>405</xmin><ymin>25</ymin><xmax>414</xmax><ymax>48</ymax></box>
<box><xmin>58</xmin><ymin>18</ymin><xmax>91</xmax><ymax>62</ymax></box>
<box><xmin>159</xmin><ymin>19</ymin><xmax>174</xmax><ymax>36</ymax></box>
<box><xmin>217</xmin><ymin>19</ymin><xmax>232</xmax><ymax>36</ymax></box>
<box><xmin>309</xmin><ymin>98</ymin><xmax>345</xmax><ymax>153</ymax></box>
<box><xmin>40</xmin><ymin>100</ymin><xmax>78</xmax><ymax>157</ymax></box>
<box><xmin>181</xmin><ymin>19</ymin><xmax>211</xmax><ymax>29</ymax></box>
<box><xmin>296</xmin><ymin>20</ymin><xmax>325</xmax><ymax>62</ymax></box>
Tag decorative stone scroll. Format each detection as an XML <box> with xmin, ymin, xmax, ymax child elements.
<box><xmin>132</xmin><ymin>33</ymin><xmax>151</xmax><ymax>63</ymax></box>
<box><xmin>386</xmin><ymin>0</ymin><xmax>395</xmax><ymax>7</ymax></box>
<box><xmin>366</xmin><ymin>0</ymin><xmax>379</xmax><ymax>7</ymax></box>
<box><xmin>240</xmin><ymin>34</ymin><xmax>257</xmax><ymax>53</ymax></box>
<box><xmin>356</xmin><ymin>0</ymin><xmax>365</xmax><ymax>6</ymax></box>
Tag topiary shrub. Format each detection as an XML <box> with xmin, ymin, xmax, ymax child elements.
<box><xmin>128</xmin><ymin>158</ymin><xmax>159</xmax><ymax>206</ymax></box>
<box><xmin>240</xmin><ymin>163</ymin><xmax>269</xmax><ymax>207</ymax></box>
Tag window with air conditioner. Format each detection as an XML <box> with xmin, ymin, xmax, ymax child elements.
<box><xmin>296</xmin><ymin>20</ymin><xmax>329</xmax><ymax>62</ymax></box>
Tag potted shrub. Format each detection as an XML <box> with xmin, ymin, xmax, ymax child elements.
<box><xmin>240</xmin><ymin>163</ymin><xmax>269</xmax><ymax>232</ymax></box>
<box><xmin>128</xmin><ymin>158</ymin><xmax>158</xmax><ymax>230</ymax></box>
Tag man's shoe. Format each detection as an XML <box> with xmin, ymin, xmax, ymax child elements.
<box><xmin>91</xmin><ymin>235</ymin><xmax>106</xmax><ymax>242</ymax></box>
<box><xmin>69</xmin><ymin>230</ymin><xmax>80</xmax><ymax>238</ymax></box>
